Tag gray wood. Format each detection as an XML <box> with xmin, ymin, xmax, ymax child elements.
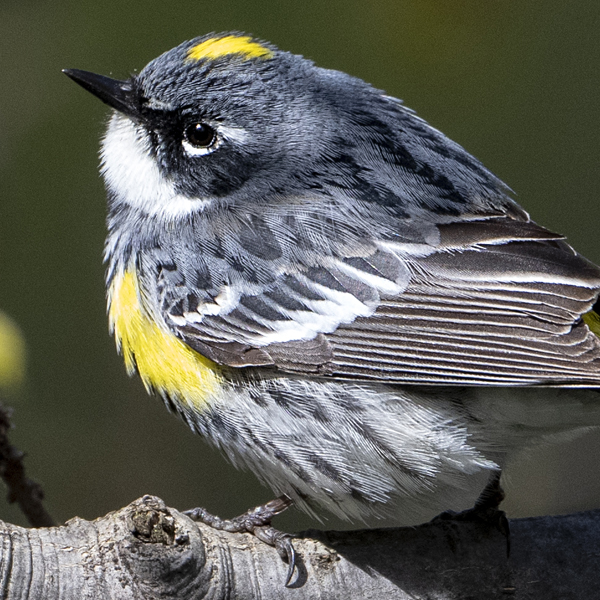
<box><xmin>0</xmin><ymin>495</ymin><xmax>599</xmax><ymax>599</ymax></box>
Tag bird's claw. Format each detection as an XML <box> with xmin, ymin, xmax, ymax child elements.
<box><xmin>184</xmin><ymin>495</ymin><xmax>298</xmax><ymax>585</ymax></box>
<box><xmin>252</xmin><ymin>525</ymin><xmax>297</xmax><ymax>586</ymax></box>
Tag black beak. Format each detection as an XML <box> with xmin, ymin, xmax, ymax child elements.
<box><xmin>63</xmin><ymin>69</ymin><xmax>139</xmax><ymax>118</ymax></box>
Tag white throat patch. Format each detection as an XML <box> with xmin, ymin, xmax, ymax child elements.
<box><xmin>101</xmin><ymin>114</ymin><xmax>213</xmax><ymax>218</ymax></box>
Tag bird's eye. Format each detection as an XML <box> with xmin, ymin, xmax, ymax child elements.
<box><xmin>182</xmin><ymin>123</ymin><xmax>217</xmax><ymax>156</ymax></box>
<box><xmin>185</xmin><ymin>123</ymin><xmax>215</xmax><ymax>147</ymax></box>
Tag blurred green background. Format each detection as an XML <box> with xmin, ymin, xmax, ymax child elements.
<box><xmin>0</xmin><ymin>1</ymin><xmax>599</xmax><ymax>532</ymax></box>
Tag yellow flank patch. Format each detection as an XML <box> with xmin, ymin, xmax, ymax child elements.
<box><xmin>186</xmin><ymin>35</ymin><xmax>273</xmax><ymax>63</ymax></box>
<box><xmin>583</xmin><ymin>310</ymin><xmax>600</xmax><ymax>338</ymax></box>
<box><xmin>108</xmin><ymin>269</ymin><xmax>222</xmax><ymax>409</ymax></box>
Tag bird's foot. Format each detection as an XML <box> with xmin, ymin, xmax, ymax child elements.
<box><xmin>433</xmin><ymin>470</ymin><xmax>510</xmax><ymax>556</ymax></box>
<box><xmin>184</xmin><ymin>495</ymin><xmax>297</xmax><ymax>585</ymax></box>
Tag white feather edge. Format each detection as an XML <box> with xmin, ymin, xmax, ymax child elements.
<box><xmin>168</xmin><ymin>260</ymin><xmax>408</xmax><ymax>345</ymax></box>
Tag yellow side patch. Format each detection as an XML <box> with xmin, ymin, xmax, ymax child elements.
<box><xmin>187</xmin><ymin>35</ymin><xmax>273</xmax><ymax>63</ymax></box>
<box><xmin>108</xmin><ymin>269</ymin><xmax>222</xmax><ymax>408</ymax></box>
<box><xmin>583</xmin><ymin>310</ymin><xmax>600</xmax><ymax>338</ymax></box>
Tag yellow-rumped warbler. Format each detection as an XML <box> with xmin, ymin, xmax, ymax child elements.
<box><xmin>65</xmin><ymin>32</ymin><xmax>600</xmax><ymax>564</ymax></box>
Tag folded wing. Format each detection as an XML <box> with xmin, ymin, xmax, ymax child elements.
<box><xmin>164</xmin><ymin>217</ymin><xmax>600</xmax><ymax>386</ymax></box>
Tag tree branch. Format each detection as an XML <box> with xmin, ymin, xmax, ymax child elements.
<box><xmin>0</xmin><ymin>494</ymin><xmax>599</xmax><ymax>599</ymax></box>
<box><xmin>0</xmin><ymin>402</ymin><xmax>55</xmax><ymax>527</ymax></box>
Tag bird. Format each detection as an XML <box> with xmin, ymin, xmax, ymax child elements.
<box><xmin>64</xmin><ymin>32</ymin><xmax>600</xmax><ymax>577</ymax></box>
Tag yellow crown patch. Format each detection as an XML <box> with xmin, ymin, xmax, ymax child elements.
<box><xmin>187</xmin><ymin>35</ymin><xmax>274</xmax><ymax>63</ymax></box>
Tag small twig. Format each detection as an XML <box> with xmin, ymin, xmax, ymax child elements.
<box><xmin>0</xmin><ymin>402</ymin><xmax>55</xmax><ymax>527</ymax></box>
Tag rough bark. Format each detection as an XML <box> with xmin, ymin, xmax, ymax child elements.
<box><xmin>0</xmin><ymin>494</ymin><xmax>599</xmax><ymax>599</ymax></box>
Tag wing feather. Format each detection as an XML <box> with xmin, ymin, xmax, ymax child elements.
<box><xmin>163</xmin><ymin>217</ymin><xmax>600</xmax><ymax>386</ymax></box>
